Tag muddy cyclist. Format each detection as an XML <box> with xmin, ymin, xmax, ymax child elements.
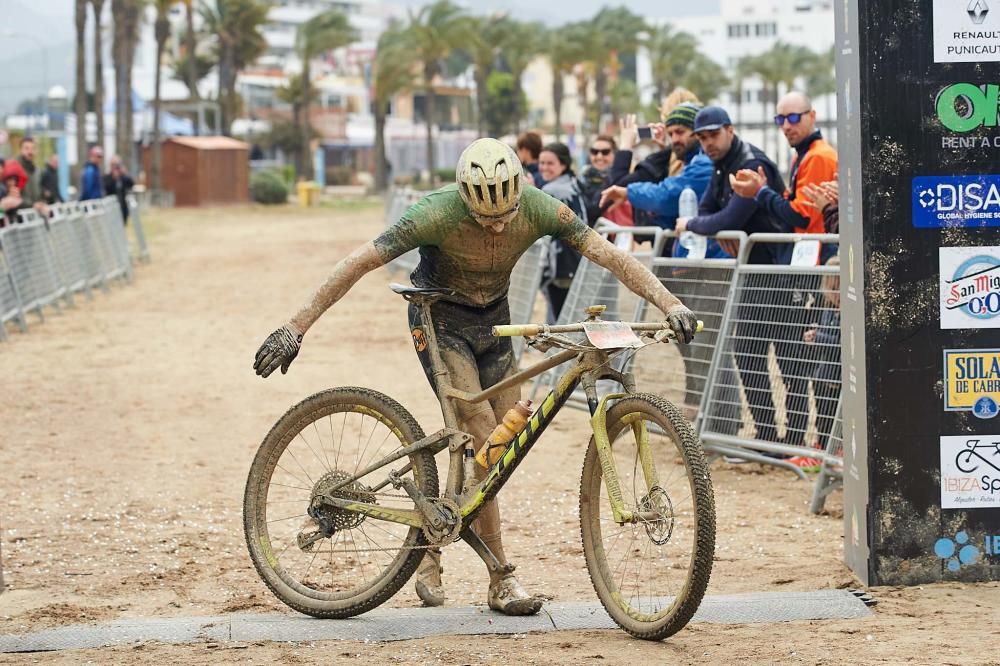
<box><xmin>253</xmin><ymin>138</ymin><xmax>698</xmax><ymax>616</ymax></box>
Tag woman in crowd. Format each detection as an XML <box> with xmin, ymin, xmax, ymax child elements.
<box><xmin>538</xmin><ymin>142</ymin><xmax>589</xmax><ymax>323</ymax></box>
<box><xmin>578</xmin><ymin>135</ymin><xmax>633</xmax><ymax>227</ymax></box>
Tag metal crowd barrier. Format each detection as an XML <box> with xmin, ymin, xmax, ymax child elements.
<box><xmin>0</xmin><ymin>196</ymin><xmax>146</xmax><ymax>341</ymax></box>
<box><xmin>529</xmin><ymin>223</ymin><xmax>668</xmax><ymax>403</ymax></box>
<box><xmin>520</xmin><ymin>223</ymin><xmax>843</xmax><ymax>513</ymax></box>
<box><xmin>698</xmin><ymin>233</ymin><xmax>843</xmax><ymax>510</ymax></box>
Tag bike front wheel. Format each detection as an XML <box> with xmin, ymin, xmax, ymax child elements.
<box><xmin>579</xmin><ymin>393</ymin><xmax>715</xmax><ymax>640</ymax></box>
<box><xmin>244</xmin><ymin>387</ymin><xmax>438</xmax><ymax>618</ymax></box>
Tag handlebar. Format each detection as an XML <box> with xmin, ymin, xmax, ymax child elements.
<box><xmin>492</xmin><ymin>321</ymin><xmax>705</xmax><ymax>338</ymax></box>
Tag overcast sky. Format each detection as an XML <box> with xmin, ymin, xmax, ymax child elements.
<box><xmin>17</xmin><ymin>0</ymin><xmax>722</xmax><ymax>27</ymax></box>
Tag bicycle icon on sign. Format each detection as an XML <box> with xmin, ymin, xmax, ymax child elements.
<box><xmin>955</xmin><ymin>439</ymin><xmax>1000</xmax><ymax>474</ymax></box>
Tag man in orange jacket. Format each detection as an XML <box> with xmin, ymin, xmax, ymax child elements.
<box><xmin>728</xmin><ymin>90</ymin><xmax>839</xmax><ymax>458</ymax></box>
<box><xmin>731</xmin><ymin>91</ymin><xmax>838</xmax><ymax>262</ymax></box>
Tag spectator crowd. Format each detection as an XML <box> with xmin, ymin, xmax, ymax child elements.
<box><xmin>1</xmin><ymin>139</ymin><xmax>134</xmax><ymax>228</ymax></box>
<box><xmin>514</xmin><ymin>87</ymin><xmax>842</xmax><ymax>470</ymax></box>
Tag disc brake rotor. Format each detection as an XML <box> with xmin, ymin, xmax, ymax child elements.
<box><xmin>639</xmin><ymin>485</ymin><xmax>674</xmax><ymax>545</ymax></box>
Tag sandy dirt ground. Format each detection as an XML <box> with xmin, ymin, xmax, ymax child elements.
<box><xmin>0</xmin><ymin>203</ymin><xmax>996</xmax><ymax>665</ymax></box>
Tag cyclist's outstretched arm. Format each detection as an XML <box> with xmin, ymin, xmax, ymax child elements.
<box><xmin>254</xmin><ymin>241</ymin><xmax>384</xmax><ymax>377</ymax></box>
<box><xmin>575</xmin><ymin>230</ymin><xmax>698</xmax><ymax>343</ymax></box>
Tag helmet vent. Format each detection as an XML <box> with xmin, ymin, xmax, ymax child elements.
<box><xmin>487</xmin><ymin>183</ymin><xmax>498</xmax><ymax>205</ymax></box>
<box><xmin>501</xmin><ymin>178</ymin><xmax>509</xmax><ymax>200</ymax></box>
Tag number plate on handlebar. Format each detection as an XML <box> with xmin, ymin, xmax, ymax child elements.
<box><xmin>583</xmin><ymin>321</ymin><xmax>643</xmax><ymax>349</ymax></box>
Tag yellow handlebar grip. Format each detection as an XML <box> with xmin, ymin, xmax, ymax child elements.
<box><xmin>492</xmin><ymin>324</ymin><xmax>543</xmax><ymax>337</ymax></box>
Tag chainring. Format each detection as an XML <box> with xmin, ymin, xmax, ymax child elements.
<box><xmin>421</xmin><ymin>498</ymin><xmax>462</xmax><ymax>545</ymax></box>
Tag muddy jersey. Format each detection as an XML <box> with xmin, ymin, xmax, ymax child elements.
<box><xmin>374</xmin><ymin>184</ymin><xmax>592</xmax><ymax>307</ymax></box>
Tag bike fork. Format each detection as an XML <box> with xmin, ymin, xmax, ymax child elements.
<box><xmin>587</xmin><ymin>387</ymin><xmax>661</xmax><ymax>526</ymax></box>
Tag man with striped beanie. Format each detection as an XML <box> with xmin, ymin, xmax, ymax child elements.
<box><xmin>599</xmin><ymin>102</ymin><xmax>718</xmax><ymax>256</ymax></box>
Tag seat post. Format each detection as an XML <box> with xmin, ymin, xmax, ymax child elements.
<box><xmin>415</xmin><ymin>298</ymin><xmax>461</xmax><ymax>429</ymax></box>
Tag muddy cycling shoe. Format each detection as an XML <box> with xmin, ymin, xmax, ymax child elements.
<box><xmin>414</xmin><ymin>549</ymin><xmax>444</xmax><ymax>607</ymax></box>
<box><xmin>487</xmin><ymin>573</ymin><xmax>543</xmax><ymax>616</ymax></box>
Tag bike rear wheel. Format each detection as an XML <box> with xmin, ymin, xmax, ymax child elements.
<box><xmin>579</xmin><ymin>393</ymin><xmax>715</xmax><ymax>640</ymax></box>
<box><xmin>244</xmin><ymin>387</ymin><xmax>438</xmax><ymax>618</ymax></box>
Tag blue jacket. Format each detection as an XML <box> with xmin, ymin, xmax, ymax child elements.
<box><xmin>685</xmin><ymin>136</ymin><xmax>786</xmax><ymax>264</ymax></box>
<box><xmin>625</xmin><ymin>147</ymin><xmax>729</xmax><ymax>258</ymax></box>
<box><xmin>80</xmin><ymin>162</ymin><xmax>105</xmax><ymax>201</ymax></box>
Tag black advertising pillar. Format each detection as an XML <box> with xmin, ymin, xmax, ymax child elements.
<box><xmin>838</xmin><ymin>0</ymin><xmax>1000</xmax><ymax>585</ymax></box>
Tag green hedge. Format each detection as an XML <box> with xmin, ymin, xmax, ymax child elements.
<box><xmin>250</xmin><ymin>170</ymin><xmax>289</xmax><ymax>205</ymax></box>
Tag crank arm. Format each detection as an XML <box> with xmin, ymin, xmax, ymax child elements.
<box><xmin>318</xmin><ymin>496</ymin><xmax>424</xmax><ymax>528</ymax></box>
<box><xmin>391</xmin><ymin>473</ymin><xmax>451</xmax><ymax>532</ymax></box>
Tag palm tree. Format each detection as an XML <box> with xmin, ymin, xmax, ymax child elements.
<box><xmin>171</xmin><ymin>52</ymin><xmax>214</xmax><ymax>99</ymax></box>
<box><xmin>296</xmin><ymin>9</ymin><xmax>357</xmax><ymax>180</ymax></box>
<box><xmin>589</xmin><ymin>8</ymin><xmax>647</xmax><ymax>131</ymax></box>
<box><xmin>546</xmin><ymin>31</ymin><xmax>584</xmax><ymax>141</ymax></box>
<box><xmin>91</xmin><ymin>0</ymin><xmax>107</xmax><ymax>151</ymax></box>
<box><xmin>373</xmin><ymin>24</ymin><xmax>416</xmax><ymax>191</ymax></box>
<box><xmin>183</xmin><ymin>0</ymin><xmax>199</xmax><ymax>104</ymax></box>
<box><xmin>495</xmin><ymin>19</ymin><xmax>544</xmax><ymax>132</ymax></box>
<box><xmin>152</xmin><ymin>0</ymin><xmax>174</xmax><ymax>192</ymax></box>
<box><xmin>405</xmin><ymin>0</ymin><xmax>469</xmax><ymax>178</ymax></box>
<box><xmin>644</xmin><ymin>23</ymin><xmax>698</xmax><ymax>105</ymax></box>
<box><xmin>680</xmin><ymin>53</ymin><xmax>729</xmax><ymax>106</ymax></box>
<box><xmin>804</xmin><ymin>46</ymin><xmax>836</xmax><ymax>122</ymax></box>
<box><xmin>468</xmin><ymin>15</ymin><xmax>505</xmax><ymax>136</ymax></box>
<box><xmin>200</xmin><ymin>0</ymin><xmax>269</xmax><ymax>135</ymax></box>
<box><xmin>750</xmin><ymin>42</ymin><xmax>817</xmax><ymax>153</ymax></box>
<box><xmin>75</xmin><ymin>0</ymin><xmax>88</xmax><ymax>180</ymax></box>
<box><xmin>111</xmin><ymin>0</ymin><xmax>142</xmax><ymax>168</ymax></box>
<box><xmin>276</xmin><ymin>74</ymin><xmax>306</xmax><ymax>170</ymax></box>
<box><xmin>731</xmin><ymin>55</ymin><xmax>757</xmax><ymax>125</ymax></box>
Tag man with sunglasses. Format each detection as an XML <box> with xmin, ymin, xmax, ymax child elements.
<box><xmin>730</xmin><ymin>91</ymin><xmax>838</xmax><ymax>263</ymax></box>
<box><xmin>252</xmin><ymin>138</ymin><xmax>699</xmax><ymax>617</ymax></box>
<box><xmin>728</xmin><ymin>92</ymin><xmax>838</xmax><ymax>456</ymax></box>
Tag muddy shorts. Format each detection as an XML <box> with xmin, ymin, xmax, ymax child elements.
<box><xmin>407</xmin><ymin>297</ymin><xmax>516</xmax><ymax>396</ymax></box>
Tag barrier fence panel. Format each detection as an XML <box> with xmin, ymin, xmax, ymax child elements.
<box><xmin>529</xmin><ymin>224</ymin><xmax>666</xmax><ymax>405</ymax></box>
<box><xmin>82</xmin><ymin>200</ymin><xmax>129</xmax><ymax>285</ymax></box>
<box><xmin>102</xmin><ymin>199</ymin><xmax>134</xmax><ymax>283</ymax></box>
<box><xmin>1</xmin><ymin>197</ymin><xmax>140</xmax><ymax>342</ymax></box>
<box><xmin>810</xmin><ymin>399</ymin><xmax>844</xmax><ymax>514</ymax></box>
<box><xmin>621</xmin><ymin>231</ymin><xmax>748</xmax><ymax>428</ymax></box>
<box><xmin>507</xmin><ymin>240</ymin><xmax>545</xmax><ymax>360</ymax></box>
<box><xmin>3</xmin><ymin>213</ymin><xmax>65</xmax><ymax>321</ymax></box>
<box><xmin>47</xmin><ymin>204</ymin><xmax>93</xmax><ymax>300</ymax></box>
<box><xmin>0</xmin><ymin>232</ymin><xmax>27</xmax><ymax>337</ymax></box>
<box><xmin>699</xmin><ymin>234</ymin><xmax>843</xmax><ymax>491</ymax></box>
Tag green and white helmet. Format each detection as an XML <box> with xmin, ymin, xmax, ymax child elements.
<box><xmin>456</xmin><ymin>138</ymin><xmax>522</xmax><ymax>218</ymax></box>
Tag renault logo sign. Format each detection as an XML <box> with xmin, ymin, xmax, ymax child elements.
<box><xmin>969</xmin><ymin>0</ymin><xmax>990</xmax><ymax>24</ymax></box>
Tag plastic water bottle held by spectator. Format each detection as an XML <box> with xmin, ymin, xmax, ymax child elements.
<box><xmin>476</xmin><ymin>400</ymin><xmax>533</xmax><ymax>468</ymax></box>
<box><xmin>678</xmin><ymin>187</ymin><xmax>707</xmax><ymax>259</ymax></box>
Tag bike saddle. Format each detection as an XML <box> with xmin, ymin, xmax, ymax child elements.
<box><xmin>389</xmin><ymin>283</ymin><xmax>456</xmax><ymax>302</ymax></box>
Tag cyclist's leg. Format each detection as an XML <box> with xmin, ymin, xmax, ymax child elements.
<box><xmin>408</xmin><ymin>300</ymin><xmax>536</xmax><ymax>611</ymax></box>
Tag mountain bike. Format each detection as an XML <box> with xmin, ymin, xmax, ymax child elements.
<box><xmin>244</xmin><ymin>284</ymin><xmax>716</xmax><ymax>641</ymax></box>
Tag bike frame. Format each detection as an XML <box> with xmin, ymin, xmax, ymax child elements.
<box><xmin>320</xmin><ymin>297</ymin><xmax>659</xmax><ymax>533</ymax></box>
